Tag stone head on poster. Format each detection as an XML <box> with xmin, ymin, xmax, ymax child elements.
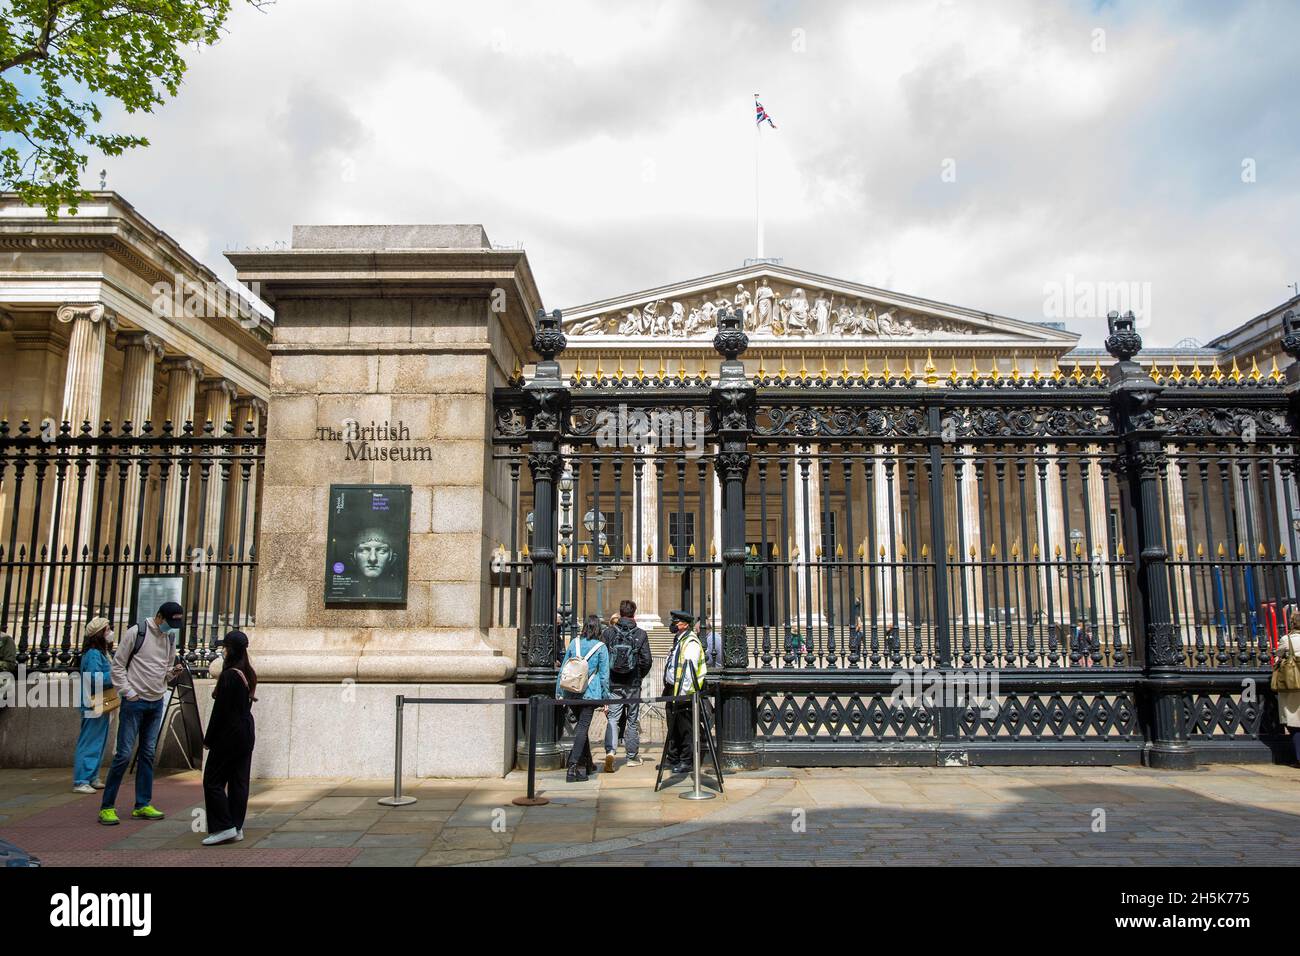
<box><xmin>325</xmin><ymin>484</ymin><xmax>411</xmax><ymax>604</ymax></box>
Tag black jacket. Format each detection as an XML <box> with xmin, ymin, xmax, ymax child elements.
<box><xmin>600</xmin><ymin>617</ymin><xmax>652</xmax><ymax>684</ymax></box>
<box><xmin>204</xmin><ymin>667</ymin><xmax>255</xmax><ymax>753</ymax></box>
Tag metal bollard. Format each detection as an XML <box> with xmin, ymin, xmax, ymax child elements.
<box><xmin>680</xmin><ymin>689</ymin><xmax>715</xmax><ymax>800</ymax></box>
<box><xmin>512</xmin><ymin>695</ymin><xmax>550</xmax><ymax>806</ymax></box>
<box><xmin>377</xmin><ymin>694</ymin><xmax>417</xmax><ymax>807</ymax></box>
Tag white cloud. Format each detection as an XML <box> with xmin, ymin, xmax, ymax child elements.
<box><xmin>90</xmin><ymin>0</ymin><xmax>1300</xmax><ymax>345</ymax></box>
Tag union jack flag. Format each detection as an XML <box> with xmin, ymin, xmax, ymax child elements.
<box><xmin>755</xmin><ymin>97</ymin><xmax>776</xmax><ymax>129</ymax></box>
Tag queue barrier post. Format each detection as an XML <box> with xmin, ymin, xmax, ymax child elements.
<box><xmin>377</xmin><ymin>694</ymin><xmax>418</xmax><ymax>807</ymax></box>
<box><xmin>512</xmin><ymin>695</ymin><xmax>550</xmax><ymax>806</ymax></box>
<box><xmin>680</xmin><ymin>686</ymin><xmax>716</xmax><ymax>801</ymax></box>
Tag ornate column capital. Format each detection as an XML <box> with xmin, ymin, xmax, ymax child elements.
<box><xmin>114</xmin><ymin>330</ymin><xmax>165</xmax><ymax>361</ymax></box>
<box><xmin>0</xmin><ymin>306</ymin><xmax>13</xmax><ymax>332</ymax></box>
<box><xmin>161</xmin><ymin>355</ymin><xmax>203</xmax><ymax>378</ymax></box>
<box><xmin>56</xmin><ymin>302</ymin><xmax>118</xmax><ymax>333</ymax></box>
<box><xmin>200</xmin><ymin>376</ymin><xmax>239</xmax><ymax>402</ymax></box>
<box><xmin>232</xmin><ymin>395</ymin><xmax>268</xmax><ymax>416</ymax></box>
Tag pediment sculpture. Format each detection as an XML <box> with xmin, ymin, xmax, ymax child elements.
<box><xmin>562</xmin><ymin>278</ymin><xmax>978</xmax><ymax>340</ymax></box>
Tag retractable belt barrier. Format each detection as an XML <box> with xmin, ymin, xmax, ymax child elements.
<box><xmin>376</xmin><ymin>690</ymin><xmax>722</xmax><ymax>808</ymax></box>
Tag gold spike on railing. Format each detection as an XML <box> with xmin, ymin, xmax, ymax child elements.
<box><xmin>1050</xmin><ymin>358</ymin><xmax>1064</xmax><ymax>382</ymax></box>
<box><xmin>698</xmin><ymin>356</ymin><xmax>710</xmax><ymax>380</ymax></box>
<box><xmin>603</xmin><ymin>541</ymin><xmax>612</xmax><ymax>556</ymax></box>
<box><xmin>1249</xmin><ymin>356</ymin><xmax>1262</xmax><ymax>383</ymax></box>
<box><xmin>1149</xmin><ymin>362</ymin><xmax>1164</xmax><ymax>384</ymax></box>
<box><xmin>624</xmin><ymin>541</ymin><xmax>632</xmax><ymax>559</ymax></box>
<box><xmin>1009</xmin><ymin>353</ymin><xmax>1022</xmax><ymax>383</ymax></box>
<box><xmin>1258</xmin><ymin>541</ymin><xmax>1267</xmax><ymax>557</ymax></box>
<box><xmin>646</xmin><ymin>543</ymin><xmax>653</xmax><ymax>560</ymax></box>
<box><xmin>881</xmin><ymin>357</ymin><xmax>893</xmax><ymax>384</ymax></box>
<box><xmin>969</xmin><ymin>355</ymin><xmax>981</xmax><ymax>383</ymax></box>
<box><xmin>924</xmin><ymin>350</ymin><xmax>939</xmax><ymax>386</ymax></box>
<box><xmin>594</xmin><ymin>354</ymin><xmax>605</xmax><ymax>381</ymax></box>
<box><xmin>969</xmin><ymin>545</ymin><xmax>977</xmax><ymax>558</ymax></box>
<box><xmin>819</xmin><ymin>354</ymin><xmax>830</xmax><ymax>382</ymax></box>
<box><xmin>1031</xmin><ymin>542</ymin><xmax>1040</xmax><ymax>559</ymax></box>
<box><xmin>635</xmin><ymin>354</ymin><xmax>646</xmax><ymax>382</ymax></box>
<box><xmin>1196</xmin><ymin>542</ymin><xmax>1204</xmax><ymax>557</ymax></box>
<box><xmin>948</xmin><ymin>543</ymin><xmax>955</xmax><ymax>559</ymax></box>
<box><xmin>614</xmin><ymin>356</ymin><xmax>625</xmax><ymax>381</ymax></box>
<box><xmin>1168</xmin><ymin>360</ymin><xmax>1183</xmax><ymax>383</ymax></box>
<box><xmin>1281</xmin><ymin>544</ymin><xmax>1288</xmax><ymax>558</ymax></box>
<box><xmin>1269</xmin><ymin>355</ymin><xmax>1283</xmax><ymax>383</ymax></box>
<box><xmin>1216</xmin><ymin>542</ymin><xmax>1225</xmax><ymax>557</ymax></box>
<box><xmin>881</xmin><ymin>544</ymin><xmax>888</xmax><ymax>559</ymax></box>
<box><xmin>676</xmin><ymin>354</ymin><xmax>687</xmax><ymax>381</ymax></box>
<box><xmin>815</xmin><ymin>544</ymin><xmax>823</xmax><ymax>558</ymax></box>
<box><xmin>798</xmin><ymin>354</ymin><xmax>809</xmax><ymax>381</ymax></box>
<box><xmin>899</xmin><ymin>541</ymin><xmax>908</xmax><ymax>558</ymax></box>
<box><xmin>771</xmin><ymin>542</ymin><xmax>780</xmax><ymax>558</ymax></box>
<box><xmin>667</xmin><ymin>542</ymin><xmax>675</xmax><ymax>559</ymax></box>
<box><xmin>836</xmin><ymin>542</ymin><xmax>845</xmax><ymax>557</ymax></box>
<box><xmin>988</xmin><ymin>358</ymin><xmax>1001</xmax><ymax>383</ymax></box>
<box><xmin>901</xmin><ymin>357</ymin><xmax>914</xmax><ymax>383</ymax></box>
<box><xmin>580</xmin><ymin>543</ymin><xmax>590</xmax><ymax>559</ymax></box>
<box><xmin>522</xmin><ymin>541</ymin><xmax>530</xmax><ymax>558</ymax></box>
<box><xmin>1117</xmin><ymin>541</ymin><xmax>1125</xmax><ymax>558</ymax></box>
<box><xmin>1229</xmin><ymin>357</ymin><xmax>1243</xmax><ymax>384</ymax></box>
<box><xmin>1188</xmin><ymin>360</ymin><xmax>1203</xmax><ymax>383</ymax></box>
<box><xmin>1070</xmin><ymin>360</ymin><xmax>1084</xmax><ymax>383</ymax></box>
<box><xmin>1176</xmin><ymin>543</ymin><xmax>1184</xmax><ymax>558</ymax></box>
<box><xmin>857</xmin><ymin>542</ymin><xmax>865</xmax><ymax>558</ymax></box>
<box><xmin>572</xmin><ymin>356</ymin><xmax>584</xmax><ymax>385</ymax></box>
<box><xmin>511</xmin><ymin>359</ymin><xmax>523</xmax><ymax>384</ymax></box>
<box><xmin>949</xmin><ymin>355</ymin><xmax>961</xmax><ymax>385</ymax></box>
<box><xmin>1091</xmin><ymin>360</ymin><xmax>1104</xmax><ymax>382</ymax></box>
<box><xmin>710</xmin><ymin>542</ymin><xmax>717</xmax><ymax>559</ymax></box>
<box><xmin>778</xmin><ymin>355</ymin><xmax>789</xmax><ymax>379</ymax></box>
<box><xmin>1237</xmin><ymin>542</ymin><xmax>1245</xmax><ymax>558</ymax></box>
<box><xmin>687</xmin><ymin>542</ymin><xmax>695</xmax><ymax>557</ymax></box>
<box><xmin>921</xmin><ymin>543</ymin><xmax>929</xmax><ymax>558</ymax></box>
<box><xmin>756</xmin><ymin>353</ymin><xmax>766</xmax><ymax>381</ymax></box>
<box><xmin>1011</xmin><ymin>540</ymin><xmax>1020</xmax><ymax>558</ymax></box>
<box><xmin>656</xmin><ymin>356</ymin><xmax>667</xmax><ymax>381</ymax></box>
<box><xmin>840</xmin><ymin>354</ymin><xmax>852</xmax><ymax>380</ymax></box>
<box><xmin>860</xmin><ymin>354</ymin><xmax>872</xmax><ymax>381</ymax></box>
<box><xmin>1209</xmin><ymin>359</ymin><xmax>1224</xmax><ymax>383</ymax></box>
<box><xmin>1031</xmin><ymin>355</ymin><xmax>1043</xmax><ymax>383</ymax></box>
<box><xmin>1055</xmin><ymin>543</ymin><xmax>1062</xmax><ymax>558</ymax></box>
<box><xmin>792</xmin><ymin>544</ymin><xmax>801</xmax><ymax>559</ymax></box>
<box><xmin>989</xmin><ymin>542</ymin><xmax>997</xmax><ymax>557</ymax></box>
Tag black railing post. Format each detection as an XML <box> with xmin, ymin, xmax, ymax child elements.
<box><xmin>1107</xmin><ymin>310</ymin><xmax>1195</xmax><ymax>770</ymax></box>
<box><xmin>928</xmin><ymin>403</ymin><xmax>958</xmax><ymax>747</ymax></box>
<box><xmin>516</xmin><ymin>309</ymin><xmax>569</xmax><ymax>771</ymax></box>
<box><xmin>711</xmin><ymin>307</ymin><xmax>758</xmax><ymax>770</ymax></box>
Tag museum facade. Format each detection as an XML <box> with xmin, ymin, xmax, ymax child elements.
<box><xmin>2</xmin><ymin>197</ymin><xmax>1299</xmax><ymax>774</ymax></box>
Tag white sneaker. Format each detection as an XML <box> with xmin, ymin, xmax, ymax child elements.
<box><xmin>90</xmin><ymin>779</ymin><xmax>105</xmax><ymax>790</ymax></box>
<box><xmin>235</xmin><ymin>829</ymin><xmax>244</xmax><ymax>842</ymax></box>
<box><xmin>202</xmin><ymin>827</ymin><xmax>239</xmax><ymax>846</ymax></box>
<box><xmin>72</xmin><ymin>783</ymin><xmax>95</xmax><ymax>794</ymax></box>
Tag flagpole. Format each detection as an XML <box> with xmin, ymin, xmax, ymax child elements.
<box><xmin>754</xmin><ymin>93</ymin><xmax>763</xmax><ymax>260</ymax></box>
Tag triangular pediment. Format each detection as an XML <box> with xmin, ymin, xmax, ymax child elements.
<box><xmin>560</xmin><ymin>264</ymin><xmax>1078</xmax><ymax>348</ymax></box>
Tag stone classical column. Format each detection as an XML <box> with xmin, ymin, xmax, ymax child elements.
<box><xmin>113</xmin><ymin>331</ymin><xmax>164</xmax><ymax>570</ymax></box>
<box><xmin>631</xmin><ymin>450</ymin><xmax>662</xmax><ymax>628</ymax></box>
<box><xmin>56</xmin><ymin>303</ymin><xmax>117</xmax><ymax>428</ymax></box>
<box><xmin>199</xmin><ymin>377</ymin><xmax>238</xmax><ymax>555</ymax></box>
<box><xmin>230</xmin><ymin>396</ymin><xmax>266</xmax><ymax>559</ymax></box>
<box><xmin>957</xmin><ymin>447</ymin><xmax>984</xmax><ymax>626</ymax></box>
<box><xmin>792</xmin><ymin>444</ymin><xmax>824</xmax><ymax>628</ymax></box>
<box><xmin>50</xmin><ymin>303</ymin><xmax>117</xmax><ymax>617</ymax></box>
<box><xmin>160</xmin><ymin>357</ymin><xmax>202</xmax><ymax>565</ymax></box>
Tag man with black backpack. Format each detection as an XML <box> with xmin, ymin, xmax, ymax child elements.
<box><xmin>97</xmin><ymin>601</ymin><xmax>186</xmax><ymax>826</ymax></box>
<box><xmin>600</xmin><ymin>599</ymin><xmax>652</xmax><ymax>772</ymax></box>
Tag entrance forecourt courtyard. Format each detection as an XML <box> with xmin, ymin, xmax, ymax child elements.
<box><xmin>1</xmin><ymin>762</ymin><xmax>1297</xmax><ymax>866</ymax></box>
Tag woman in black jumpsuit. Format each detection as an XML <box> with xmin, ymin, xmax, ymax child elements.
<box><xmin>201</xmin><ymin>629</ymin><xmax>256</xmax><ymax>846</ymax></box>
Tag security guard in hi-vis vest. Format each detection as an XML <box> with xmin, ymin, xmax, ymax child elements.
<box><xmin>661</xmin><ymin>609</ymin><xmax>707</xmax><ymax>774</ymax></box>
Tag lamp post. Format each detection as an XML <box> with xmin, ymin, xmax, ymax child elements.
<box><xmin>558</xmin><ymin>469</ymin><xmax>574</xmax><ymax>640</ymax></box>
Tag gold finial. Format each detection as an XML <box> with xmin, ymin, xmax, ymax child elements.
<box><xmin>1189</xmin><ymin>360</ymin><xmax>1204</xmax><ymax>383</ymax></box>
<box><xmin>881</xmin><ymin>544</ymin><xmax>887</xmax><ymax>558</ymax></box>
<box><xmin>676</xmin><ymin>354</ymin><xmax>687</xmax><ymax>381</ymax></box>
<box><xmin>798</xmin><ymin>353</ymin><xmax>809</xmax><ymax>381</ymax></box>
<box><xmin>819</xmin><ymin>353</ymin><xmax>830</xmax><ymax>382</ymax></box>
<box><xmin>749</xmin><ymin>543</ymin><xmax>758</xmax><ymax>558</ymax></box>
<box><xmin>697</xmin><ymin>355</ymin><xmax>709</xmax><ymax>380</ymax></box>
<box><xmin>924</xmin><ymin>350</ymin><xmax>939</xmax><ymax>386</ymax></box>
<box><xmin>1248</xmin><ymin>356</ymin><xmax>1262</xmax><ymax>383</ymax></box>
<box><xmin>572</xmin><ymin>355</ymin><xmax>584</xmax><ymax>384</ymax></box>
<box><xmin>949</xmin><ymin>355</ymin><xmax>961</xmax><ymax>384</ymax></box>
<box><xmin>857</xmin><ymin>542</ymin><xmax>865</xmax><ymax>558</ymax></box>
<box><xmin>1209</xmin><ymin>358</ymin><xmax>1224</xmax><ymax>383</ymax></box>
<box><xmin>1237</xmin><ymin>542</ymin><xmax>1245</xmax><ymax>558</ymax></box>
<box><xmin>1050</xmin><ymin>358</ymin><xmax>1064</xmax><ymax>382</ymax></box>
<box><xmin>861</xmin><ymin>354</ymin><xmax>872</xmax><ymax>381</ymax></box>
<box><xmin>1176</xmin><ymin>543</ymin><xmax>1184</xmax><ymax>558</ymax></box>
<box><xmin>792</xmin><ymin>543</ymin><xmax>801</xmax><ymax>559</ymax></box>
<box><xmin>603</xmin><ymin>540</ymin><xmax>611</xmax><ymax>556</ymax></box>
<box><xmin>1055</xmin><ymin>543</ymin><xmax>1062</xmax><ymax>558</ymax></box>
<box><xmin>1196</xmin><ymin>542</ymin><xmax>1204</xmax><ymax>557</ymax></box>
<box><xmin>969</xmin><ymin>355</ymin><xmax>981</xmax><ymax>383</ymax></box>
<box><xmin>580</xmin><ymin>543</ymin><xmax>590</xmax><ymax>559</ymax></box>
<box><xmin>624</xmin><ymin>542</ymin><xmax>632</xmax><ymax>559</ymax></box>
<box><xmin>1011</xmin><ymin>540</ymin><xmax>1020</xmax><ymax>558</ymax></box>
<box><xmin>921</xmin><ymin>543</ymin><xmax>929</xmax><ymax>558</ymax></box>
<box><xmin>969</xmin><ymin>544</ymin><xmax>976</xmax><ymax>558</ymax></box>
<box><xmin>595</xmin><ymin>354</ymin><xmax>605</xmax><ymax>380</ymax></box>
<box><xmin>771</xmin><ymin>542</ymin><xmax>780</xmax><ymax>558</ymax></box>
<box><xmin>989</xmin><ymin>542</ymin><xmax>997</xmax><ymax>557</ymax></box>
<box><xmin>1168</xmin><ymin>360</ymin><xmax>1183</xmax><ymax>383</ymax></box>
<box><xmin>1229</xmin><ymin>357</ymin><xmax>1242</xmax><ymax>384</ymax></box>
<box><xmin>646</xmin><ymin>543</ymin><xmax>653</xmax><ymax>560</ymax></box>
<box><xmin>709</xmin><ymin>541</ymin><xmax>717</xmax><ymax>559</ymax></box>
<box><xmin>614</xmin><ymin>355</ymin><xmax>625</xmax><ymax>381</ymax></box>
<box><xmin>656</xmin><ymin>355</ymin><xmax>667</xmax><ymax>381</ymax></box>
<box><xmin>1149</xmin><ymin>362</ymin><xmax>1164</xmax><ymax>384</ymax></box>
<box><xmin>899</xmin><ymin>541</ymin><xmax>907</xmax><ymax>558</ymax></box>
<box><xmin>756</xmin><ymin>353</ymin><xmax>766</xmax><ymax>380</ymax></box>
<box><xmin>1269</xmin><ymin>355</ymin><xmax>1283</xmax><ymax>383</ymax></box>
<box><xmin>1070</xmin><ymin>360</ymin><xmax>1084</xmax><ymax>383</ymax></box>
<box><xmin>815</xmin><ymin>544</ymin><xmax>823</xmax><ymax>558</ymax></box>
<box><xmin>835</xmin><ymin>542</ymin><xmax>844</xmax><ymax>557</ymax></box>
<box><xmin>636</xmin><ymin>355</ymin><xmax>646</xmax><ymax>381</ymax></box>
<box><xmin>688</xmin><ymin>542</ymin><xmax>696</xmax><ymax>558</ymax></box>
<box><xmin>947</xmin><ymin>543</ymin><xmax>955</xmax><ymax>559</ymax></box>
<box><xmin>988</xmin><ymin>358</ymin><xmax>1001</xmax><ymax>382</ymax></box>
<box><xmin>1009</xmin><ymin>353</ymin><xmax>1021</xmax><ymax>383</ymax></box>
<box><xmin>1031</xmin><ymin>355</ymin><xmax>1043</xmax><ymax>383</ymax></box>
<box><xmin>1031</xmin><ymin>542</ymin><xmax>1040</xmax><ymax>559</ymax></box>
<box><xmin>1281</xmin><ymin>544</ymin><xmax>1288</xmax><ymax>558</ymax></box>
<box><xmin>901</xmin><ymin>357</ymin><xmax>914</xmax><ymax>383</ymax></box>
<box><xmin>667</xmin><ymin>541</ymin><xmax>675</xmax><ymax>559</ymax></box>
<box><xmin>778</xmin><ymin>355</ymin><xmax>789</xmax><ymax>379</ymax></box>
<box><xmin>881</xmin><ymin>356</ymin><xmax>893</xmax><ymax>383</ymax></box>
<box><xmin>840</xmin><ymin>354</ymin><xmax>852</xmax><ymax>380</ymax></box>
<box><xmin>511</xmin><ymin>359</ymin><xmax>523</xmax><ymax>383</ymax></box>
<box><xmin>1092</xmin><ymin>360</ymin><xmax>1104</xmax><ymax>382</ymax></box>
<box><xmin>1257</xmin><ymin>541</ymin><xmax>1266</xmax><ymax>557</ymax></box>
<box><xmin>1216</xmin><ymin>542</ymin><xmax>1225</xmax><ymax>557</ymax></box>
<box><xmin>1074</xmin><ymin>540</ymin><xmax>1083</xmax><ymax>558</ymax></box>
<box><xmin>1117</xmin><ymin>541</ymin><xmax>1125</xmax><ymax>558</ymax></box>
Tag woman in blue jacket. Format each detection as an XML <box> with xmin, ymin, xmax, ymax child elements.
<box><xmin>73</xmin><ymin>617</ymin><xmax>114</xmax><ymax>793</ymax></box>
<box><xmin>556</xmin><ymin>614</ymin><xmax>610</xmax><ymax>782</ymax></box>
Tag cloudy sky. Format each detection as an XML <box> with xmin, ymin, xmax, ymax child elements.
<box><xmin>87</xmin><ymin>0</ymin><xmax>1299</xmax><ymax>346</ymax></box>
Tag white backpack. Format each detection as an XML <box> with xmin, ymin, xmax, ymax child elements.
<box><xmin>559</xmin><ymin>638</ymin><xmax>601</xmax><ymax>695</ymax></box>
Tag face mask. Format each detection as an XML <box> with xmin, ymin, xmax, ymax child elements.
<box><xmin>159</xmin><ymin>620</ymin><xmax>174</xmax><ymax>635</ymax></box>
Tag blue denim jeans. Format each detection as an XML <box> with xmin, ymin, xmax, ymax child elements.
<box><xmin>73</xmin><ymin>713</ymin><xmax>113</xmax><ymax>786</ymax></box>
<box><xmin>100</xmin><ymin>697</ymin><xmax>165</xmax><ymax>810</ymax></box>
<box><xmin>603</xmin><ymin>682</ymin><xmax>641</xmax><ymax>758</ymax></box>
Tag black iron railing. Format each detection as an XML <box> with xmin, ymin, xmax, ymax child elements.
<box><xmin>0</xmin><ymin>418</ymin><xmax>262</xmax><ymax>674</ymax></box>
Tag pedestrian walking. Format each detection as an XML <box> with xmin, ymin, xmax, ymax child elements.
<box><xmin>1274</xmin><ymin>610</ymin><xmax>1300</xmax><ymax>766</ymax></box>
<box><xmin>202</xmin><ymin>630</ymin><xmax>257</xmax><ymax>846</ymax></box>
<box><xmin>97</xmin><ymin>601</ymin><xmax>185</xmax><ymax>826</ymax></box>
<box><xmin>72</xmin><ymin>617</ymin><xmax>115</xmax><ymax>793</ymax></box>
<box><xmin>556</xmin><ymin>614</ymin><xmax>610</xmax><ymax>782</ymax></box>
<box><xmin>600</xmin><ymin>599</ymin><xmax>652</xmax><ymax>772</ymax></box>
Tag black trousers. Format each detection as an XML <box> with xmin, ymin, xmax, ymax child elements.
<box><xmin>567</xmin><ymin>705</ymin><xmax>595</xmax><ymax>770</ymax></box>
<box><xmin>662</xmin><ymin>685</ymin><xmax>693</xmax><ymax>768</ymax></box>
<box><xmin>203</xmin><ymin>745</ymin><xmax>253</xmax><ymax>832</ymax></box>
